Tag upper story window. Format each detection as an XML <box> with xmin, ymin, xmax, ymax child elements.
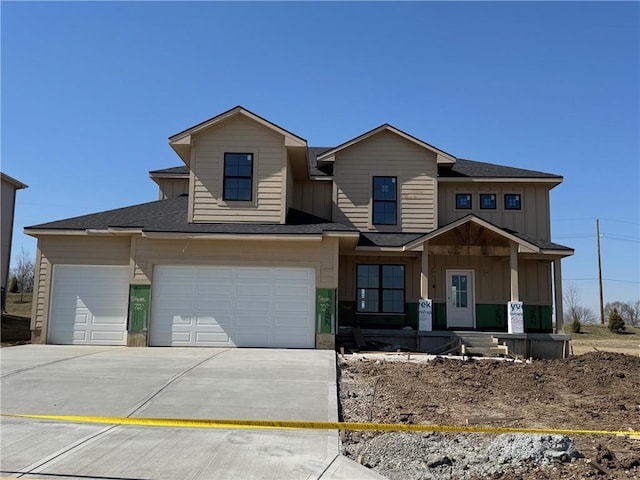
<box><xmin>356</xmin><ymin>264</ymin><xmax>405</xmax><ymax>313</ymax></box>
<box><xmin>456</xmin><ymin>193</ymin><xmax>472</xmax><ymax>210</ymax></box>
<box><xmin>504</xmin><ymin>193</ymin><xmax>522</xmax><ymax>210</ymax></box>
<box><xmin>480</xmin><ymin>193</ymin><xmax>496</xmax><ymax>209</ymax></box>
<box><xmin>372</xmin><ymin>176</ymin><xmax>397</xmax><ymax>225</ymax></box>
<box><xmin>223</xmin><ymin>153</ymin><xmax>253</xmax><ymax>201</ymax></box>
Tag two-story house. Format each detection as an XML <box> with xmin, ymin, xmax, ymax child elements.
<box><xmin>25</xmin><ymin>106</ymin><xmax>573</xmax><ymax>356</ymax></box>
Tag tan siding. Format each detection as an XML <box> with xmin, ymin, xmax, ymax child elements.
<box><xmin>157</xmin><ymin>178</ymin><xmax>189</xmax><ymax>200</ymax></box>
<box><xmin>333</xmin><ymin>131</ymin><xmax>437</xmax><ymax>232</ymax></box>
<box><xmin>190</xmin><ymin>115</ymin><xmax>287</xmax><ymax>223</ymax></box>
<box><xmin>286</xmin><ymin>156</ymin><xmax>294</xmax><ymax>212</ymax></box>
<box><xmin>31</xmin><ymin>236</ymin><xmax>131</xmax><ymax>338</ymax></box>
<box><xmin>438</xmin><ymin>183</ymin><xmax>551</xmax><ymax>239</ymax></box>
<box><xmin>292</xmin><ymin>181</ymin><xmax>333</xmax><ymax>220</ymax></box>
<box><xmin>132</xmin><ymin>237</ymin><xmax>339</xmax><ymax>289</ymax></box>
<box><xmin>429</xmin><ymin>255</ymin><xmax>551</xmax><ymax>305</ymax></box>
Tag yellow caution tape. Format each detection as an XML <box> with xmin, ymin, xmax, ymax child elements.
<box><xmin>1</xmin><ymin>413</ymin><xmax>636</xmax><ymax>437</ymax></box>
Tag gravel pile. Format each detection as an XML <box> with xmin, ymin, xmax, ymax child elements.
<box><xmin>343</xmin><ymin>432</ymin><xmax>581</xmax><ymax>480</ymax></box>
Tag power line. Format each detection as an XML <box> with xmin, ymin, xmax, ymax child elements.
<box><xmin>564</xmin><ymin>278</ymin><xmax>640</xmax><ymax>284</ymax></box>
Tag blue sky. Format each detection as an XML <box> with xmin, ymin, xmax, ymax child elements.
<box><xmin>2</xmin><ymin>1</ymin><xmax>639</xmax><ymax>314</ymax></box>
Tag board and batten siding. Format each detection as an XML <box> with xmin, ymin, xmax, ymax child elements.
<box><xmin>438</xmin><ymin>183</ymin><xmax>551</xmax><ymax>240</ymax></box>
<box><xmin>31</xmin><ymin>236</ymin><xmax>131</xmax><ymax>339</ymax></box>
<box><xmin>131</xmin><ymin>236</ymin><xmax>339</xmax><ymax>289</ymax></box>
<box><xmin>157</xmin><ymin>178</ymin><xmax>189</xmax><ymax>200</ymax></box>
<box><xmin>292</xmin><ymin>181</ymin><xmax>333</xmax><ymax>220</ymax></box>
<box><xmin>429</xmin><ymin>255</ymin><xmax>552</xmax><ymax>305</ymax></box>
<box><xmin>190</xmin><ymin>115</ymin><xmax>287</xmax><ymax>223</ymax></box>
<box><xmin>332</xmin><ymin>131</ymin><xmax>437</xmax><ymax>232</ymax></box>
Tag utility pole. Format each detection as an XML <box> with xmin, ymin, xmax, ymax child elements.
<box><xmin>596</xmin><ymin>218</ymin><xmax>605</xmax><ymax>325</ymax></box>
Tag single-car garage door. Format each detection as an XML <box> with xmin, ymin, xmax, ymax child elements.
<box><xmin>48</xmin><ymin>265</ymin><xmax>129</xmax><ymax>345</ymax></box>
<box><xmin>150</xmin><ymin>266</ymin><xmax>315</xmax><ymax>348</ymax></box>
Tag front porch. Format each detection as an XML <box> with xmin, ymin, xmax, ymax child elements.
<box><xmin>336</xmin><ymin>327</ymin><xmax>571</xmax><ymax>360</ymax></box>
<box><xmin>334</xmin><ymin>215</ymin><xmax>574</xmax><ymax>358</ymax></box>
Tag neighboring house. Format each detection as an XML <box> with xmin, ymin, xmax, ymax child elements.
<box><xmin>25</xmin><ymin>106</ymin><xmax>573</xmax><ymax>353</ymax></box>
<box><xmin>1</xmin><ymin>172</ymin><xmax>28</xmax><ymax>310</ymax></box>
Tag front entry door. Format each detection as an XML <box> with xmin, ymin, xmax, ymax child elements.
<box><xmin>446</xmin><ymin>270</ymin><xmax>475</xmax><ymax>329</ymax></box>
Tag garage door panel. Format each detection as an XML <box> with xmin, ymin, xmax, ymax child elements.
<box><xmin>151</xmin><ymin>266</ymin><xmax>315</xmax><ymax>348</ymax></box>
<box><xmin>49</xmin><ymin>266</ymin><xmax>128</xmax><ymax>345</ymax></box>
<box><xmin>195</xmin><ymin>331</ymin><xmax>231</xmax><ymax>344</ymax></box>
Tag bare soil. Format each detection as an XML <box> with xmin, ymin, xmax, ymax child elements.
<box><xmin>339</xmin><ymin>352</ymin><xmax>640</xmax><ymax>479</ymax></box>
<box><xmin>1</xmin><ymin>314</ymin><xmax>31</xmax><ymax>346</ymax></box>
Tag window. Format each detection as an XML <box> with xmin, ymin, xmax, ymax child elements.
<box><xmin>504</xmin><ymin>193</ymin><xmax>521</xmax><ymax>210</ymax></box>
<box><xmin>223</xmin><ymin>153</ymin><xmax>253</xmax><ymax>201</ymax></box>
<box><xmin>456</xmin><ymin>193</ymin><xmax>472</xmax><ymax>209</ymax></box>
<box><xmin>372</xmin><ymin>177</ymin><xmax>397</xmax><ymax>225</ymax></box>
<box><xmin>356</xmin><ymin>264</ymin><xmax>405</xmax><ymax>313</ymax></box>
<box><xmin>480</xmin><ymin>194</ymin><xmax>496</xmax><ymax>209</ymax></box>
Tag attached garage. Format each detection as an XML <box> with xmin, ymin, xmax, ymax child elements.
<box><xmin>149</xmin><ymin>266</ymin><xmax>316</xmax><ymax>348</ymax></box>
<box><xmin>48</xmin><ymin>265</ymin><xmax>129</xmax><ymax>345</ymax></box>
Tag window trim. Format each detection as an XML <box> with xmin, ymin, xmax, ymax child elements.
<box><xmin>504</xmin><ymin>193</ymin><xmax>522</xmax><ymax>210</ymax></box>
<box><xmin>372</xmin><ymin>176</ymin><xmax>397</xmax><ymax>225</ymax></box>
<box><xmin>356</xmin><ymin>264</ymin><xmax>405</xmax><ymax>314</ymax></box>
<box><xmin>455</xmin><ymin>193</ymin><xmax>473</xmax><ymax>210</ymax></box>
<box><xmin>223</xmin><ymin>152</ymin><xmax>254</xmax><ymax>202</ymax></box>
<box><xmin>479</xmin><ymin>193</ymin><xmax>497</xmax><ymax>210</ymax></box>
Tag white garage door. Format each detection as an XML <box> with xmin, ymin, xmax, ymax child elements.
<box><xmin>150</xmin><ymin>266</ymin><xmax>315</xmax><ymax>348</ymax></box>
<box><xmin>49</xmin><ymin>266</ymin><xmax>129</xmax><ymax>345</ymax></box>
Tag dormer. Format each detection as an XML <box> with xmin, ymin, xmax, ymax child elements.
<box><xmin>168</xmin><ymin>106</ymin><xmax>307</xmax><ymax>224</ymax></box>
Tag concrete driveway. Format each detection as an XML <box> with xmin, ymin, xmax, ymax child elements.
<box><xmin>1</xmin><ymin>345</ymin><xmax>384</xmax><ymax>480</ymax></box>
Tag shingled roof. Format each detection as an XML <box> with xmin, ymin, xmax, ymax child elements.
<box><xmin>149</xmin><ymin>153</ymin><xmax>561</xmax><ymax>182</ymax></box>
<box><xmin>439</xmin><ymin>159</ymin><xmax>561</xmax><ymax>179</ymax></box>
<box><xmin>25</xmin><ymin>195</ymin><xmax>358</xmax><ymax>236</ymax></box>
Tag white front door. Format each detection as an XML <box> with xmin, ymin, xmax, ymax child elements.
<box><xmin>446</xmin><ymin>270</ymin><xmax>475</xmax><ymax>329</ymax></box>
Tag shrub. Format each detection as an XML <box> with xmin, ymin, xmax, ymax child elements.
<box><xmin>607</xmin><ymin>308</ymin><xmax>625</xmax><ymax>334</ymax></box>
<box><xmin>8</xmin><ymin>276</ymin><xmax>18</xmax><ymax>293</ymax></box>
<box><xmin>569</xmin><ymin>319</ymin><xmax>582</xmax><ymax>334</ymax></box>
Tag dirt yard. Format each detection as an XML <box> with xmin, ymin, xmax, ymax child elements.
<box><xmin>1</xmin><ymin>292</ymin><xmax>32</xmax><ymax>346</ymax></box>
<box><xmin>339</xmin><ymin>352</ymin><xmax>640</xmax><ymax>479</ymax></box>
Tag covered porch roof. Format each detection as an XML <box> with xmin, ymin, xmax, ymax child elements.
<box><xmin>373</xmin><ymin>214</ymin><xmax>574</xmax><ymax>257</ymax></box>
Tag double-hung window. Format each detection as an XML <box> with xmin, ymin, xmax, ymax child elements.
<box><xmin>223</xmin><ymin>153</ymin><xmax>253</xmax><ymax>201</ymax></box>
<box><xmin>372</xmin><ymin>176</ymin><xmax>397</xmax><ymax>225</ymax></box>
<box><xmin>356</xmin><ymin>264</ymin><xmax>405</xmax><ymax>313</ymax></box>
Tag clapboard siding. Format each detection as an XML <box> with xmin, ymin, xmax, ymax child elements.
<box><xmin>332</xmin><ymin>131</ymin><xmax>437</xmax><ymax>232</ymax></box>
<box><xmin>438</xmin><ymin>183</ymin><xmax>551</xmax><ymax>239</ymax></box>
<box><xmin>191</xmin><ymin>115</ymin><xmax>286</xmax><ymax>223</ymax></box>
<box><xmin>131</xmin><ymin>236</ymin><xmax>339</xmax><ymax>289</ymax></box>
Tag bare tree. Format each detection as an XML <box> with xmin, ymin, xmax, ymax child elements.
<box><xmin>605</xmin><ymin>300</ymin><xmax>640</xmax><ymax>327</ymax></box>
<box><xmin>564</xmin><ymin>284</ymin><xmax>597</xmax><ymax>324</ymax></box>
<box><xmin>10</xmin><ymin>246</ymin><xmax>35</xmax><ymax>303</ymax></box>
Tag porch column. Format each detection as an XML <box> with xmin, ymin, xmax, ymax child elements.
<box><xmin>420</xmin><ymin>242</ymin><xmax>429</xmax><ymax>299</ymax></box>
<box><xmin>507</xmin><ymin>242</ymin><xmax>524</xmax><ymax>334</ymax></box>
<box><xmin>554</xmin><ymin>258</ymin><xmax>564</xmax><ymax>333</ymax></box>
<box><xmin>510</xmin><ymin>242</ymin><xmax>519</xmax><ymax>302</ymax></box>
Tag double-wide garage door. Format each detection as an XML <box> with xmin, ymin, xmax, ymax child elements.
<box><xmin>149</xmin><ymin>266</ymin><xmax>316</xmax><ymax>348</ymax></box>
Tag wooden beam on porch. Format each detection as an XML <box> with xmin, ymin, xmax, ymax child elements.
<box><xmin>510</xmin><ymin>242</ymin><xmax>520</xmax><ymax>302</ymax></box>
<box><xmin>554</xmin><ymin>258</ymin><xmax>564</xmax><ymax>333</ymax></box>
<box><xmin>428</xmin><ymin>245</ymin><xmax>511</xmax><ymax>256</ymax></box>
<box><xmin>420</xmin><ymin>243</ymin><xmax>429</xmax><ymax>298</ymax></box>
